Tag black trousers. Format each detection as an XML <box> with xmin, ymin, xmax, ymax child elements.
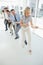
<box><xmin>4</xmin><ymin>19</ymin><xmax>8</xmax><ymax>30</ymax></box>
<box><xmin>8</xmin><ymin>22</ymin><xmax>12</xmax><ymax>28</ymax></box>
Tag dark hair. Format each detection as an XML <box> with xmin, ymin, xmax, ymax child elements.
<box><xmin>2</xmin><ymin>10</ymin><xmax>4</xmax><ymax>12</ymax></box>
<box><xmin>6</xmin><ymin>10</ymin><xmax>10</xmax><ymax>12</ymax></box>
<box><xmin>4</xmin><ymin>7</ymin><xmax>8</xmax><ymax>9</ymax></box>
<box><xmin>10</xmin><ymin>9</ymin><xmax>15</xmax><ymax>11</ymax></box>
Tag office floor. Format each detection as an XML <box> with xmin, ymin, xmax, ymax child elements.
<box><xmin>0</xmin><ymin>18</ymin><xmax>43</xmax><ymax>65</ymax></box>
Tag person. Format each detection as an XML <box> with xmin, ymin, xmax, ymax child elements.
<box><xmin>5</xmin><ymin>10</ymin><xmax>13</xmax><ymax>35</ymax></box>
<box><xmin>10</xmin><ymin>9</ymin><xmax>21</xmax><ymax>39</ymax></box>
<box><xmin>20</xmin><ymin>7</ymin><xmax>38</xmax><ymax>53</ymax></box>
<box><xmin>3</xmin><ymin>7</ymin><xmax>9</xmax><ymax>31</ymax></box>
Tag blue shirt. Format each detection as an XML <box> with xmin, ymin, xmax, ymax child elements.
<box><xmin>9</xmin><ymin>13</ymin><xmax>20</xmax><ymax>22</ymax></box>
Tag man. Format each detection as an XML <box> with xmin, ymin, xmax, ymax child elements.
<box><xmin>3</xmin><ymin>7</ymin><xmax>9</xmax><ymax>31</ymax></box>
<box><xmin>5</xmin><ymin>10</ymin><xmax>14</xmax><ymax>35</ymax></box>
<box><xmin>10</xmin><ymin>9</ymin><xmax>21</xmax><ymax>39</ymax></box>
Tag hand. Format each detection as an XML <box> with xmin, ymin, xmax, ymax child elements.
<box><xmin>20</xmin><ymin>22</ymin><xmax>26</xmax><ymax>27</ymax></box>
<box><xmin>20</xmin><ymin>21</ymin><xmax>23</xmax><ymax>26</ymax></box>
<box><xmin>32</xmin><ymin>26</ymin><xmax>39</xmax><ymax>29</ymax></box>
<box><xmin>23</xmin><ymin>23</ymin><xmax>29</xmax><ymax>27</ymax></box>
<box><xmin>26</xmin><ymin>23</ymin><xmax>29</xmax><ymax>27</ymax></box>
<box><xmin>34</xmin><ymin>26</ymin><xmax>39</xmax><ymax>28</ymax></box>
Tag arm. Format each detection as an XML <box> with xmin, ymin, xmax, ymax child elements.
<box><xmin>15</xmin><ymin>22</ymin><xmax>20</xmax><ymax>24</ymax></box>
<box><xmin>20</xmin><ymin>20</ymin><xmax>29</xmax><ymax>27</ymax></box>
<box><xmin>30</xmin><ymin>20</ymin><xmax>38</xmax><ymax>28</ymax></box>
<box><xmin>20</xmin><ymin>20</ymin><xmax>23</xmax><ymax>26</ymax></box>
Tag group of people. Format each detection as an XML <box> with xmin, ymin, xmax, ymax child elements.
<box><xmin>2</xmin><ymin>7</ymin><xmax>38</xmax><ymax>54</ymax></box>
<box><xmin>2</xmin><ymin>7</ymin><xmax>21</xmax><ymax>39</ymax></box>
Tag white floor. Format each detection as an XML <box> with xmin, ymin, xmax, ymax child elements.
<box><xmin>0</xmin><ymin>18</ymin><xmax>43</xmax><ymax>65</ymax></box>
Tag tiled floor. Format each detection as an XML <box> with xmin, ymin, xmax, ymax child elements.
<box><xmin>0</xmin><ymin>18</ymin><xmax>43</xmax><ymax>65</ymax></box>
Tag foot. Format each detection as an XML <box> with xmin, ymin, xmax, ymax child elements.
<box><xmin>27</xmin><ymin>49</ymin><xmax>32</xmax><ymax>55</ymax></box>
<box><xmin>10</xmin><ymin>32</ymin><xmax>11</xmax><ymax>33</ymax></box>
<box><xmin>29</xmin><ymin>49</ymin><xmax>32</xmax><ymax>55</ymax></box>
<box><xmin>5</xmin><ymin>29</ymin><xmax>8</xmax><ymax>31</ymax></box>
<box><xmin>24</xmin><ymin>40</ymin><xmax>27</xmax><ymax>45</ymax></box>
<box><xmin>29</xmin><ymin>50</ymin><xmax>32</xmax><ymax>53</ymax></box>
<box><xmin>15</xmin><ymin>36</ymin><xmax>19</xmax><ymax>39</ymax></box>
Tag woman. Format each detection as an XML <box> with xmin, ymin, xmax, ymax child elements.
<box><xmin>20</xmin><ymin>7</ymin><xmax>38</xmax><ymax>54</ymax></box>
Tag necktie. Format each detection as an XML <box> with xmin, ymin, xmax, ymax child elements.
<box><xmin>14</xmin><ymin>15</ymin><xmax>17</xmax><ymax>21</ymax></box>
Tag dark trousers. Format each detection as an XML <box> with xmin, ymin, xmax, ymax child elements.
<box><xmin>13</xmin><ymin>24</ymin><xmax>21</xmax><ymax>37</ymax></box>
<box><xmin>4</xmin><ymin>19</ymin><xmax>8</xmax><ymax>30</ymax></box>
<box><xmin>8</xmin><ymin>22</ymin><xmax>12</xmax><ymax>28</ymax></box>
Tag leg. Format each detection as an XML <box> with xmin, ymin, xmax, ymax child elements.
<box><xmin>20</xmin><ymin>28</ymin><xmax>25</xmax><ymax>48</ymax></box>
<box><xmin>25</xmin><ymin>28</ymin><xmax>31</xmax><ymax>52</ymax></box>
<box><xmin>13</xmin><ymin>25</ymin><xmax>15</xmax><ymax>31</ymax></box>
<box><xmin>24</xmin><ymin>40</ymin><xmax>27</xmax><ymax>45</ymax></box>
<box><xmin>4</xmin><ymin>19</ymin><xmax>8</xmax><ymax>31</ymax></box>
<box><xmin>5</xmin><ymin>23</ymin><xmax>8</xmax><ymax>31</ymax></box>
<box><xmin>9</xmin><ymin>23</ymin><xmax>13</xmax><ymax>35</ymax></box>
<box><xmin>14</xmin><ymin>24</ymin><xmax>21</xmax><ymax>39</ymax></box>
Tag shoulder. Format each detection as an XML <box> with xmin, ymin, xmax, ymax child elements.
<box><xmin>28</xmin><ymin>15</ymin><xmax>32</xmax><ymax>21</ymax></box>
<box><xmin>28</xmin><ymin>15</ymin><xmax>32</xmax><ymax>20</ymax></box>
<box><xmin>16</xmin><ymin>13</ymin><xmax>20</xmax><ymax>17</ymax></box>
<box><xmin>21</xmin><ymin>15</ymin><xmax>25</xmax><ymax>19</ymax></box>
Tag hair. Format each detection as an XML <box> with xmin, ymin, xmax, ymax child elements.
<box><xmin>6</xmin><ymin>10</ymin><xmax>10</xmax><ymax>12</ymax></box>
<box><xmin>25</xmin><ymin>7</ymin><xmax>30</xmax><ymax>10</ymax></box>
<box><xmin>4</xmin><ymin>7</ymin><xmax>8</xmax><ymax>10</ymax></box>
<box><xmin>10</xmin><ymin>9</ymin><xmax>15</xmax><ymax>11</ymax></box>
<box><xmin>24</xmin><ymin>7</ymin><xmax>30</xmax><ymax>16</ymax></box>
<box><xmin>2</xmin><ymin>10</ymin><xmax>4</xmax><ymax>12</ymax></box>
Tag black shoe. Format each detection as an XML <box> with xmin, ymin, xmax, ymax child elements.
<box><xmin>5</xmin><ymin>29</ymin><xmax>8</xmax><ymax>31</ymax></box>
<box><xmin>10</xmin><ymin>32</ymin><xmax>11</xmax><ymax>33</ymax></box>
<box><xmin>15</xmin><ymin>36</ymin><xmax>19</xmax><ymax>39</ymax></box>
<box><xmin>24</xmin><ymin>40</ymin><xmax>27</xmax><ymax>45</ymax></box>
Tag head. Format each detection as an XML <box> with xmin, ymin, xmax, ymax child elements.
<box><xmin>6</xmin><ymin>10</ymin><xmax>10</xmax><ymax>15</ymax></box>
<box><xmin>2</xmin><ymin>10</ymin><xmax>4</xmax><ymax>13</ymax></box>
<box><xmin>4</xmin><ymin>7</ymin><xmax>8</xmax><ymax>12</ymax></box>
<box><xmin>24</xmin><ymin>7</ymin><xmax>31</xmax><ymax>17</ymax></box>
<box><xmin>10</xmin><ymin>9</ymin><xmax>15</xmax><ymax>15</ymax></box>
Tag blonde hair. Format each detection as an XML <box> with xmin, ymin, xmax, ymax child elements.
<box><xmin>24</xmin><ymin>7</ymin><xmax>31</xmax><ymax>16</ymax></box>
